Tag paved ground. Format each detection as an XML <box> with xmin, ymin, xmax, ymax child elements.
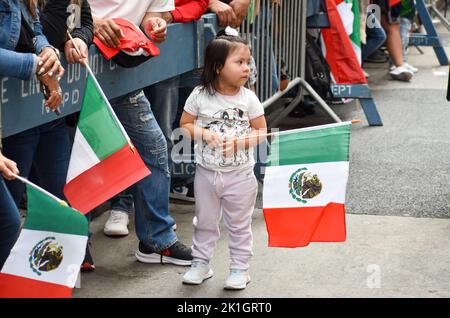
<box><xmin>73</xmin><ymin>25</ymin><xmax>450</xmax><ymax>298</ymax></box>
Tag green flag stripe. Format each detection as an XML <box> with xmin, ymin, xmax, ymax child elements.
<box><xmin>23</xmin><ymin>185</ymin><xmax>88</xmax><ymax>236</ymax></box>
<box><xmin>78</xmin><ymin>75</ymin><xmax>127</xmax><ymax>160</ymax></box>
<box><xmin>346</xmin><ymin>0</ymin><xmax>360</xmax><ymax>48</ymax></box>
<box><xmin>268</xmin><ymin>124</ymin><xmax>351</xmax><ymax>166</ymax></box>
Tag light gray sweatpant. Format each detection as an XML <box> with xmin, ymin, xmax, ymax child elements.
<box><xmin>192</xmin><ymin>165</ymin><xmax>258</xmax><ymax>270</ymax></box>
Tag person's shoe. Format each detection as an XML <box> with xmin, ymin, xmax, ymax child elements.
<box><xmin>80</xmin><ymin>242</ymin><xmax>95</xmax><ymax>272</ymax></box>
<box><xmin>403</xmin><ymin>62</ymin><xmax>418</xmax><ymax>73</ymax></box>
<box><xmin>172</xmin><ymin>223</ymin><xmax>178</xmax><ymax>231</ymax></box>
<box><xmin>224</xmin><ymin>269</ymin><xmax>251</xmax><ymax>290</ymax></box>
<box><xmin>103</xmin><ymin>210</ymin><xmax>129</xmax><ymax>237</ymax></box>
<box><xmin>363</xmin><ymin>70</ymin><xmax>370</xmax><ymax>78</ymax></box>
<box><xmin>389</xmin><ymin>65</ymin><xmax>413</xmax><ymax>82</ymax></box>
<box><xmin>182</xmin><ymin>259</ymin><xmax>214</xmax><ymax>285</ymax></box>
<box><xmin>169</xmin><ymin>184</ymin><xmax>195</xmax><ymax>202</ymax></box>
<box><xmin>135</xmin><ymin>241</ymin><xmax>193</xmax><ymax>266</ymax></box>
<box><xmin>364</xmin><ymin>50</ymin><xmax>389</xmax><ymax>63</ymax></box>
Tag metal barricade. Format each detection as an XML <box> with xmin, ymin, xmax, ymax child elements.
<box><xmin>238</xmin><ymin>0</ymin><xmax>341</xmax><ymax>127</ymax></box>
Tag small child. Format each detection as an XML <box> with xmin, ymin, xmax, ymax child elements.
<box><xmin>180</xmin><ymin>34</ymin><xmax>267</xmax><ymax>290</ymax></box>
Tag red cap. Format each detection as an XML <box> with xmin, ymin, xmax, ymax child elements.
<box><xmin>94</xmin><ymin>18</ymin><xmax>160</xmax><ymax>60</ymax></box>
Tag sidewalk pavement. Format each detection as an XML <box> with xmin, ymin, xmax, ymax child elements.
<box><xmin>73</xmin><ymin>30</ymin><xmax>450</xmax><ymax>298</ymax></box>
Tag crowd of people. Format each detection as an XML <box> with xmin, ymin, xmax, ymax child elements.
<box><xmin>0</xmin><ymin>0</ymin><xmax>424</xmax><ymax>292</ymax></box>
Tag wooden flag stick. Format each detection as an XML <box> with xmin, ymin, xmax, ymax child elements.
<box><xmin>12</xmin><ymin>173</ymin><xmax>67</xmax><ymax>206</ymax></box>
<box><xmin>232</xmin><ymin>120</ymin><xmax>361</xmax><ymax>142</ymax></box>
<box><xmin>66</xmin><ymin>31</ymin><xmax>134</xmax><ymax>151</ymax></box>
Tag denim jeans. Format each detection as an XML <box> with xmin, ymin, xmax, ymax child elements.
<box><xmin>2</xmin><ymin>118</ymin><xmax>71</xmax><ymax>204</ymax></box>
<box><xmin>362</xmin><ymin>15</ymin><xmax>387</xmax><ymax>61</ymax></box>
<box><xmin>0</xmin><ymin>176</ymin><xmax>20</xmax><ymax>270</ymax></box>
<box><xmin>400</xmin><ymin>17</ymin><xmax>412</xmax><ymax>62</ymax></box>
<box><xmin>110</xmin><ymin>90</ymin><xmax>177</xmax><ymax>251</ymax></box>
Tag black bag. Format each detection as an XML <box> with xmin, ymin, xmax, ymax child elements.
<box><xmin>304</xmin><ymin>33</ymin><xmax>333</xmax><ymax>100</ymax></box>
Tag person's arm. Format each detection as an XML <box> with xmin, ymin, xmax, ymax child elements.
<box><xmin>222</xmin><ymin>115</ymin><xmax>267</xmax><ymax>157</ymax></box>
<box><xmin>228</xmin><ymin>0</ymin><xmax>251</xmax><ymax>26</ymax></box>
<box><xmin>71</xmin><ymin>0</ymin><xmax>94</xmax><ymax>47</ymax></box>
<box><xmin>168</xmin><ymin>0</ymin><xmax>208</xmax><ymax>23</ymax></box>
<box><xmin>141</xmin><ymin>12</ymin><xmax>167</xmax><ymax>43</ymax></box>
<box><xmin>180</xmin><ymin>111</ymin><xmax>223</xmax><ymax>148</ymax></box>
<box><xmin>92</xmin><ymin>15</ymin><xmax>124</xmax><ymax>48</ymax></box>
<box><xmin>0</xmin><ymin>152</ymin><xmax>19</xmax><ymax>181</ymax></box>
<box><xmin>0</xmin><ymin>48</ymin><xmax>38</xmax><ymax>80</ymax></box>
<box><xmin>207</xmin><ymin>0</ymin><xmax>237</xmax><ymax>27</ymax></box>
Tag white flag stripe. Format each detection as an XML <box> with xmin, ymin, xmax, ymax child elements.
<box><xmin>66</xmin><ymin>128</ymin><xmax>100</xmax><ymax>183</ymax></box>
<box><xmin>263</xmin><ymin>162</ymin><xmax>349</xmax><ymax>208</ymax></box>
<box><xmin>1</xmin><ymin>229</ymin><xmax>87</xmax><ymax>288</ymax></box>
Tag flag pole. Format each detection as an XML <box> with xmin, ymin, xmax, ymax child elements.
<box><xmin>66</xmin><ymin>32</ymin><xmax>134</xmax><ymax>151</ymax></box>
<box><xmin>232</xmin><ymin>120</ymin><xmax>360</xmax><ymax>142</ymax></box>
<box><xmin>12</xmin><ymin>174</ymin><xmax>68</xmax><ymax>206</ymax></box>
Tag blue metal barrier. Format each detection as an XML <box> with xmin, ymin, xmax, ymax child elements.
<box><xmin>1</xmin><ymin>19</ymin><xmax>207</xmax><ymax>138</ymax></box>
<box><xmin>409</xmin><ymin>0</ymin><xmax>449</xmax><ymax>66</ymax></box>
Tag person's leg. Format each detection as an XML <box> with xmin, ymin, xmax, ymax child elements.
<box><xmin>109</xmin><ymin>90</ymin><xmax>190</xmax><ymax>259</ymax></box>
<box><xmin>2</xmin><ymin>128</ymin><xmax>40</xmax><ymax>205</ymax></box>
<box><xmin>33</xmin><ymin>119</ymin><xmax>71</xmax><ymax>200</ymax></box>
<box><xmin>381</xmin><ymin>15</ymin><xmax>403</xmax><ymax>67</ymax></box>
<box><xmin>0</xmin><ymin>176</ymin><xmax>21</xmax><ymax>270</ymax></box>
<box><xmin>190</xmin><ymin>166</ymin><xmax>222</xmax><ymax>263</ymax></box>
<box><xmin>400</xmin><ymin>17</ymin><xmax>412</xmax><ymax>62</ymax></box>
<box><xmin>221</xmin><ymin>167</ymin><xmax>258</xmax><ymax>289</ymax></box>
<box><xmin>221</xmin><ymin>168</ymin><xmax>258</xmax><ymax>271</ymax></box>
<box><xmin>362</xmin><ymin>15</ymin><xmax>387</xmax><ymax>61</ymax></box>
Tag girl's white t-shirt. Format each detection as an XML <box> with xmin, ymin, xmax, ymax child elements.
<box><xmin>184</xmin><ymin>86</ymin><xmax>265</xmax><ymax>172</ymax></box>
<box><xmin>89</xmin><ymin>0</ymin><xmax>175</xmax><ymax>26</ymax></box>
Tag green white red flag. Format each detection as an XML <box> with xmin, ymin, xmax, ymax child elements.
<box><xmin>64</xmin><ymin>74</ymin><xmax>150</xmax><ymax>213</ymax></box>
<box><xmin>262</xmin><ymin>122</ymin><xmax>351</xmax><ymax>247</ymax></box>
<box><xmin>321</xmin><ymin>0</ymin><xmax>366</xmax><ymax>84</ymax></box>
<box><xmin>0</xmin><ymin>184</ymin><xmax>88</xmax><ymax>298</ymax></box>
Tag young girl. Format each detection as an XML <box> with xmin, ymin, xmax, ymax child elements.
<box><xmin>180</xmin><ymin>34</ymin><xmax>267</xmax><ymax>290</ymax></box>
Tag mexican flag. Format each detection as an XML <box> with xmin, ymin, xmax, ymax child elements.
<box><xmin>262</xmin><ymin>122</ymin><xmax>351</xmax><ymax>247</ymax></box>
<box><xmin>0</xmin><ymin>184</ymin><xmax>88</xmax><ymax>298</ymax></box>
<box><xmin>64</xmin><ymin>74</ymin><xmax>150</xmax><ymax>213</ymax></box>
<box><xmin>321</xmin><ymin>0</ymin><xmax>366</xmax><ymax>84</ymax></box>
<box><xmin>343</xmin><ymin>0</ymin><xmax>361</xmax><ymax>64</ymax></box>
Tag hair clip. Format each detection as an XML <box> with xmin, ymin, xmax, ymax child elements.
<box><xmin>224</xmin><ymin>26</ymin><xmax>239</xmax><ymax>37</ymax></box>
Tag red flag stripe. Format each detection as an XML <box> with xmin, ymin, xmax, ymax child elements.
<box><xmin>321</xmin><ymin>0</ymin><xmax>367</xmax><ymax>84</ymax></box>
<box><xmin>262</xmin><ymin>203</ymin><xmax>346</xmax><ymax>247</ymax></box>
<box><xmin>0</xmin><ymin>273</ymin><xmax>72</xmax><ymax>298</ymax></box>
<box><xmin>64</xmin><ymin>144</ymin><xmax>150</xmax><ymax>214</ymax></box>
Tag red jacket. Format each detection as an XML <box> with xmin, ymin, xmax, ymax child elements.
<box><xmin>171</xmin><ymin>0</ymin><xmax>208</xmax><ymax>22</ymax></box>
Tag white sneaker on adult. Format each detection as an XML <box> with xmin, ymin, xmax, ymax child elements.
<box><xmin>182</xmin><ymin>259</ymin><xmax>213</xmax><ymax>285</ymax></box>
<box><xmin>103</xmin><ymin>210</ymin><xmax>129</xmax><ymax>237</ymax></box>
<box><xmin>403</xmin><ymin>62</ymin><xmax>418</xmax><ymax>73</ymax></box>
<box><xmin>224</xmin><ymin>269</ymin><xmax>251</xmax><ymax>290</ymax></box>
<box><xmin>389</xmin><ymin>65</ymin><xmax>413</xmax><ymax>82</ymax></box>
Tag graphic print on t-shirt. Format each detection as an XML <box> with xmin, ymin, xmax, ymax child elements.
<box><xmin>202</xmin><ymin>107</ymin><xmax>252</xmax><ymax>168</ymax></box>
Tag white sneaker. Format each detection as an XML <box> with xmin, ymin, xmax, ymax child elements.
<box><xmin>182</xmin><ymin>259</ymin><xmax>213</xmax><ymax>285</ymax></box>
<box><xmin>103</xmin><ymin>210</ymin><xmax>129</xmax><ymax>237</ymax></box>
<box><xmin>389</xmin><ymin>65</ymin><xmax>413</xmax><ymax>82</ymax></box>
<box><xmin>224</xmin><ymin>269</ymin><xmax>251</xmax><ymax>290</ymax></box>
<box><xmin>403</xmin><ymin>63</ymin><xmax>418</xmax><ymax>73</ymax></box>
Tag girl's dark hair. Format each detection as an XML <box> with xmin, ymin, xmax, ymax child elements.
<box><xmin>201</xmin><ymin>35</ymin><xmax>249</xmax><ymax>95</ymax></box>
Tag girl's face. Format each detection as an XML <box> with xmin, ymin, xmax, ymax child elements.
<box><xmin>218</xmin><ymin>44</ymin><xmax>251</xmax><ymax>91</ymax></box>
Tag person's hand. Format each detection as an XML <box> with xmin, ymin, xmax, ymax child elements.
<box><xmin>37</xmin><ymin>47</ymin><xmax>65</xmax><ymax>79</ymax></box>
<box><xmin>0</xmin><ymin>152</ymin><xmax>19</xmax><ymax>180</ymax></box>
<box><xmin>221</xmin><ymin>137</ymin><xmax>238</xmax><ymax>157</ymax></box>
<box><xmin>64</xmin><ymin>37</ymin><xmax>88</xmax><ymax>66</ymax></box>
<box><xmin>38</xmin><ymin>73</ymin><xmax>62</xmax><ymax>111</ymax></box>
<box><xmin>272</xmin><ymin>0</ymin><xmax>282</xmax><ymax>5</ymax></box>
<box><xmin>143</xmin><ymin>17</ymin><xmax>167</xmax><ymax>43</ymax></box>
<box><xmin>229</xmin><ymin>0</ymin><xmax>251</xmax><ymax>27</ymax></box>
<box><xmin>93</xmin><ymin>17</ymin><xmax>124</xmax><ymax>48</ymax></box>
<box><xmin>208</xmin><ymin>0</ymin><xmax>237</xmax><ymax>27</ymax></box>
<box><xmin>203</xmin><ymin>130</ymin><xmax>222</xmax><ymax>149</ymax></box>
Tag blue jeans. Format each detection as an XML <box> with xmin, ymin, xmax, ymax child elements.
<box><xmin>110</xmin><ymin>90</ymin><xmax>177</xmax><ymax>251</ymax></box>
<box><xmin>2</xmin><ymin>118</ymin><xmax>71</xmax><ymax>204</ymax></box>
<box><xmin>0</xmin><ymin>176</ymin><xmax>20</xmax><ymax>270</ymax></box>
<box><xmin>362</xmin><ymin>15</ymin><xmax>387</xmax><ymax>61</ymax></box>
<box><xmin>400</xmin><ymin>17</ymin><xmax>411</xmax><ymax>62</ymax></box>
